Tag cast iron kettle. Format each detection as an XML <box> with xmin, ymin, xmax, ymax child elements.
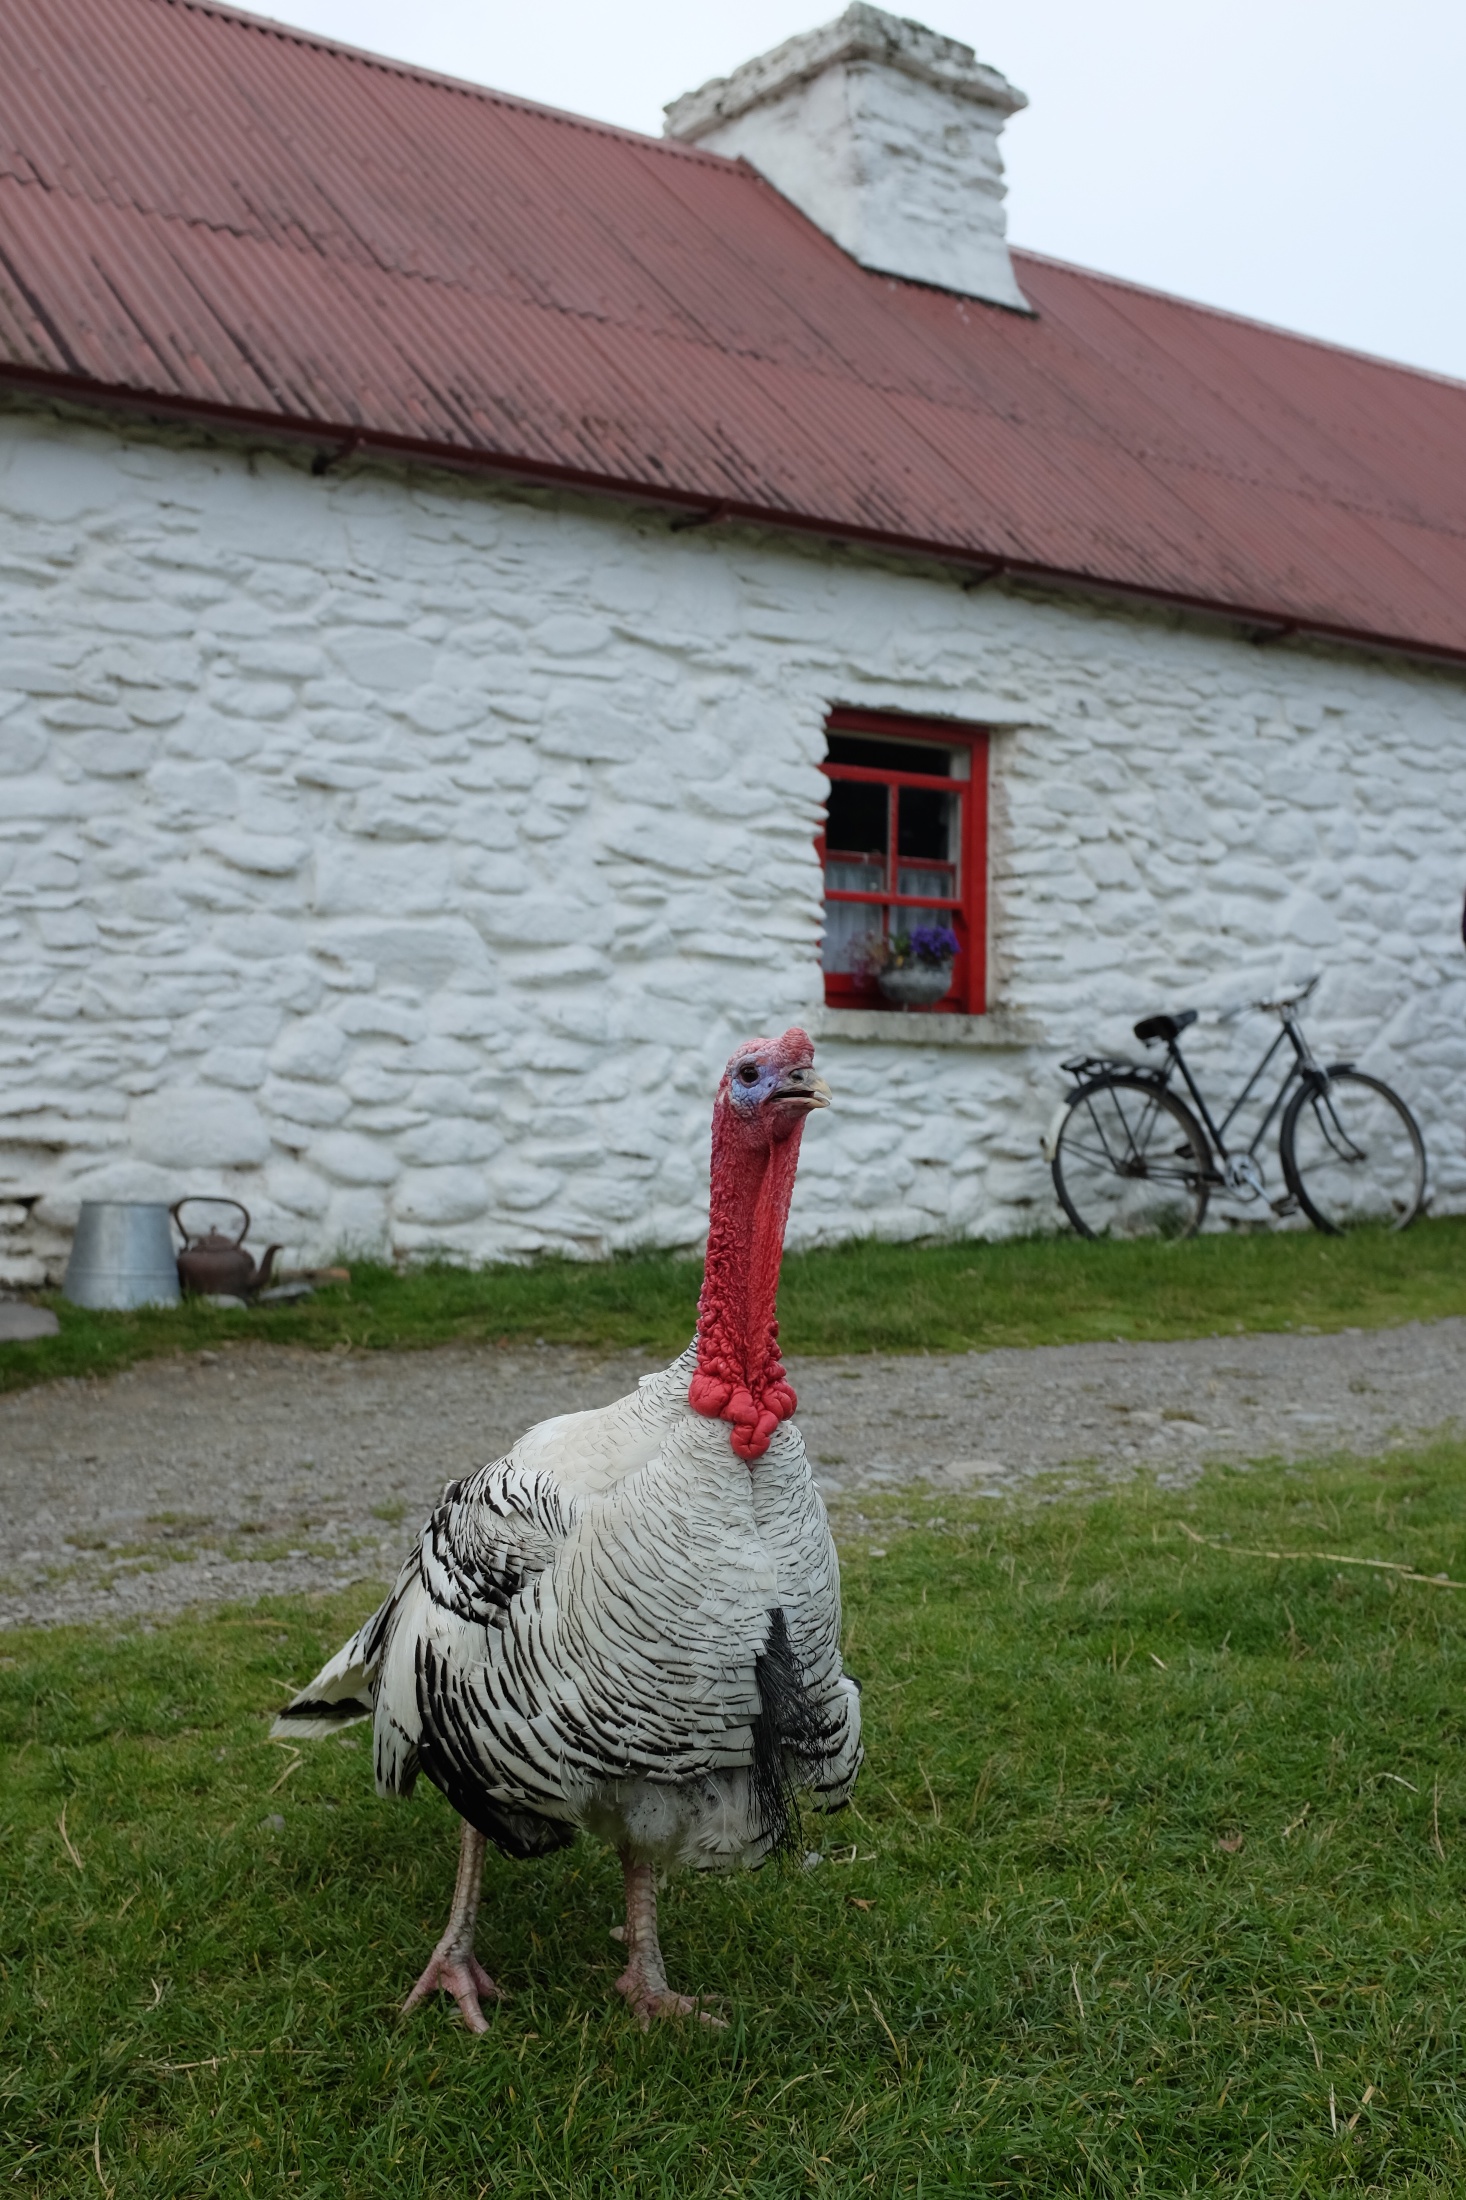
<box><xmin>171</xmin><ymin>1198</ymin><xmax>282</xmax><ymax>1299</ymax></box>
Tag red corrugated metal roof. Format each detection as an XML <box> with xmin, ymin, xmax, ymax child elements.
<box><xmin>3</xmin><ymin>0</ymin><xmax>1465</xmax><ymax>660</ymax></box>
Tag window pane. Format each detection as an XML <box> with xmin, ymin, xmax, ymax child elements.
<box><xmin>895</xmin><ymin>783</ymin><xmax>958</xmax><ymax>902</ymax></box>
<box><xmin>827</xmin><ymin>859</ymin><xmax>883</xmax><ymax>895</ymax></box>
<box><xmin>826</xmin><ymin>733</ymin><xmax>951</xmax><ymax>775</ymax></box>
<box><xmin>822</xmin><ymin>897</ymin><xmax>881</xmax><ymax>973</ymax></box>
<box><xmin>891</xmin><ymin>903</ymin><xmax>954</xmax><ymax>938</ymax></box>
<box><xmin>898</xmin><ymin>784</ymin><xmax>957</xmax><ymax>862</ymax></box>
<box><xmin>824</xmin><ymin>776</ymin><xmax>887</xmax><ymax>862</ymax></box>
<box><xmin>896</xmin><ymin>867</ymin><xmax>955</xmax><ymax>900</ymax></box>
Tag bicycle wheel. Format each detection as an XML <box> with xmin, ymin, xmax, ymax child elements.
<box><xmin>1052</xmin><ymin>1075</ymin><xmax>1212</xmax><ymax>1240</ymax></box>
<box><xmin>1280</xmin><ymin>1069</ymin><xmax>1426</xmax><ymax>1234</ymax></box>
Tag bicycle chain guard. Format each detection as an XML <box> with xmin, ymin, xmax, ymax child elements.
<box><xmin>1222</xmin><ymin>1153</ymin><xmax>1267</xmax><ymax>1200</ymax></box>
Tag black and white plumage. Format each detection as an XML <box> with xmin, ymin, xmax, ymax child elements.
<box><xmin>276</xmin><ymin>1030</ymin><xmax>861</xmax><ymax>2028</ymax></box>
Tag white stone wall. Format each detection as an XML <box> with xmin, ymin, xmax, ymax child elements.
<box><xmin>3</xmin><ymin>404</ymin><xmax>1466</xmax><ymax>1284</ymax></box>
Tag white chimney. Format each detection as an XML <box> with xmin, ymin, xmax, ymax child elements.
<box><xmin>664</xmin><ymin>5</ymin><xmax>1031</xmax><ymax>314</ymax></box>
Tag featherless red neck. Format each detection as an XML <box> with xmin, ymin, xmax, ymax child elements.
<box><xmin>688</xmin><ymin>1030</ymin><xmax>829</xmax><ymax>1463</ymax></box>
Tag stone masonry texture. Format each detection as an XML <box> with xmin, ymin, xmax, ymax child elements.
<box><xmin>3</xmin><ymin>403</ymin><xmax>1466</xmax><ymax>1282</ymax></box>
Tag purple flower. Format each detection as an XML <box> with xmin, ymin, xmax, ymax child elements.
<box><xmin>907</xmin><ymin>924</ymin><xmax>959</xmax><ymax>966</ymax></box>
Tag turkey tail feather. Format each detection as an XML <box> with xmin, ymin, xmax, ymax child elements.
<box><xmin>270</xmin><ymin>1620</ymin><xmax>376</xmax><ymax>1739</ymax></box>
<box><xmin>270</xmin><ymin>1697</ymin><xmax>371</xmax><ymax>1739</ymax></box>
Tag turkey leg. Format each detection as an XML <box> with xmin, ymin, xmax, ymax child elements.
<box><xmin>613</xmin><ymin>1852</ymin><xmax>727</xmax><ymax>2029</ymax></box>
<box><xmin>401</xmin><ymin>1817</ymin><xmax>504</xmax><ymax>2033</ymax></box>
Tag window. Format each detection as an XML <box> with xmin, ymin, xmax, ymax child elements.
<box><xmin>817</xmin><ymin>708</ymin><xmax>989</xmax><ymax>1014</ymax></box>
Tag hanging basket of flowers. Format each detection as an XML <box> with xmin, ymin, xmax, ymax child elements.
<box><xmin>862</xmin><ymin>923</ymin><xmax>959</xmax><ymax>1008</ymax></box>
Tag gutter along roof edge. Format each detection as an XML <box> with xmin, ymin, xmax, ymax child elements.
<box><xmin>6</xmin><ymin>361</ymin><xmax>1465</xmax><ymax>677</ymax></box>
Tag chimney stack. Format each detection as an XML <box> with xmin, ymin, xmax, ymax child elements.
<box><xmin>664</xmin><ymin>5</ymin><xmax>1031</xmax><ymax>313</ymax></box>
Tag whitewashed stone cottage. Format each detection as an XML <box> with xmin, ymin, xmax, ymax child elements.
<box><xmin>3</xmin><ymin>0</ymin><xmax>1466</xmax><ymax>1280</ymax></box>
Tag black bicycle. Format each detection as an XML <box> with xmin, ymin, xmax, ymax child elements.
<box><xmin>1048</xmin><ymin>975</ymin><xmax>1427</xmax><ymax>1240</ymax></box>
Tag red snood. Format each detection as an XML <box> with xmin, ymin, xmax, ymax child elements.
<box><xmin>687</xmin><ymin>1107</ymin><xmax>805</xmax><ymax>1464</ymax></box>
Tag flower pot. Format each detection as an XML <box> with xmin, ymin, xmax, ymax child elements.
<box><xmin>876</xmin><ymin>961</ymin><xmax>954</xmax><ymax>1008</ymax></box>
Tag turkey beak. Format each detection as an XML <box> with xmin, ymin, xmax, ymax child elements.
<box><xmin>775</xmin><ymin>1070</ymin><xmax>832</xmax><ymax>1111</ymax></box>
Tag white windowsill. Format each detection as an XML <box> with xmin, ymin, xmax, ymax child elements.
<box><xmin>808</xmin><ymin>1005</ymin><xmax>1044</xmax><ymax>1048</ymax></box>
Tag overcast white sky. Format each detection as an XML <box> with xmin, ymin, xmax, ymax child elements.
<box><xmin>259</xmin><ymin>0</ymin><xmax>1466</xmax><ymax>382</ymax></box>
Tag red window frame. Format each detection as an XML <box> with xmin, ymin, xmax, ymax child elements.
<box><xmin>817</xmin><ymin>707</ymin><xmax>989</xmax><ymax>1015</ymax></box>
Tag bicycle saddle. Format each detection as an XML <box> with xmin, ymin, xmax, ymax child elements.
<box><xmin>1133</xmin><ymin>1009</ymin><xmax>1197</xmax><ymax>1044</ymax></box>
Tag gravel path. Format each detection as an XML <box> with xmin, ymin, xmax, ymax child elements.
<box><xmin>2</xmin><ymin>1321</ymin><xmax>1463</xmax><ymax>1630</ymax></box>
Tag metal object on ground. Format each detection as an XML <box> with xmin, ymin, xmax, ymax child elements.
<box><xmin>62</xmin><ymin>1202</ymin><xmax>181</xmax><ymax>1309</ymax></box>
<box><xmin>171</xmin><ymin>1199</ymin><xmax>281</xmax><ymax>1299</ymax></box>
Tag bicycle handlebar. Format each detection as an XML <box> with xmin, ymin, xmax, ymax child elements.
<box><xmin>1209</xmin><ymin>974</ymin><xmax>1323</xmax><ymax>1026</ymax></box>
<box><xmin>1252</xmin><ymin>972</ymin><xmax>1320</xmax><ymax>1015</ymax></box>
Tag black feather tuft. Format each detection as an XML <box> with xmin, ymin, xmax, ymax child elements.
<box><xmin>751</xmin><ymin>1607</ymin><xmax>828</xmax><ymax>1860</ymax></box>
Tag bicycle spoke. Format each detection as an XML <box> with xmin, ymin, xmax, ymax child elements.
<box><xmin>1301</xmin><ymin>1090</ymin><xmax>1369</xmax><ymax>1166</ymax></box>
<box><xmin>1061</xmin><ymin>1132</ymin><xmax>1199</xmax><ymax>1181</ymax></box>
<box><xmin>1282</xmin><ymin>1071</ymin><xmax>1425</xmax><ymax>1234</ymax></box>
<box><xmin>1053</xmin><ymin>1077</ymin><xmax>1209</xmax><ymax>1240</ymax></box>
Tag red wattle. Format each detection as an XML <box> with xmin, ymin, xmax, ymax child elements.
<box><xmin>687</xmin><ymin>1370</ymin><xmax>733</xmax><ymax>1416</ymax></box>
<box><xmin>687</xmin><ymin>1037</ymin><xmax>814</xmax><ymax>1465</ymax></box>
<box><xmin>731</xmin><ymin>1417</ymin><xmax>776</xmax><ymax>1462</ymax></box>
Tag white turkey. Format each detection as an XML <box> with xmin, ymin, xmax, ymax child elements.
<box><xmin>275</xmin><ymin>1027</ymin><xmax>862</xmax><ymax>2029</ymax></box>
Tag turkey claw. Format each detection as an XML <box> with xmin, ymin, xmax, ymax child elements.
<box><xmin>402</xmin><ymin>1949</ymin><xmax>504</xmax><ymax>2034</ymax></box>
<box><xmin>616</xmin><ymin>1972</ymin><xmax>727</xmax><ymax>2030</ymax></box>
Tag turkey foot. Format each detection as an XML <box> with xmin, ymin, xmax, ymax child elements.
<box><xmin>402</xmin><ymin>1819</ymin><xmax>504</xmax><ymax>2034</ymax></box>
<box><xmin>403</xmin><ymin>1945</ymin><xmax>501</xmax><ymax>2033</ymax></box>
<box><xmin>614</xmin><ymin>1854</ymin><xmax>727</xmax><ymax>2031</ymax></box>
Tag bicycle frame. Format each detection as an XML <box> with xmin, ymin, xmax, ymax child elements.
<box><xmin>1152</xmin><ymin>1002</ymin><xmax>1337</xmax><ymax>1189</ymax></box>
<box><xmin>1171</xmin><ymin>1007</ymin><xmax>1303</xmax><ymax>1152</ymax></box>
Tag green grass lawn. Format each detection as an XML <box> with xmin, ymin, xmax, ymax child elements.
<box><xmin>6</xmin><ymin>1445</ymin><xmax>1466</xmax><ymax>2196</ymax></box>
<box><xmin>5</xmin><ymin>1215</ymin><xmax>1466</xmax><ymax>1397</ymax></box>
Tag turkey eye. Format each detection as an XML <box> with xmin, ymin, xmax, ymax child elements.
<box><xmin>737</xmin><ymin>1063</ymin><xmax>760</xmax><ymax>1085</ymax></box>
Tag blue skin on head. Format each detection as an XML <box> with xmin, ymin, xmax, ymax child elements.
<box><xmin>727</xmin><ymin>1053</ymin><xmax>785</xmax><ymax>1118</ymax></box>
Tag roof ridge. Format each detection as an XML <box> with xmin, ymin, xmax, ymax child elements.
<box><xmin>156</xmin><ymin>0</ymin><xmax>724</xmax><ymax>162</ymax></box>
<box><xmin>1013</xmin><ymin>245</ymin><xmax>1466</xmax><ymax>396</ymax></box>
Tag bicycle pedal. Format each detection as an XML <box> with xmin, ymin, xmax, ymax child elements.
<box><xmin>1270</xmin><ymin>1195</ymin><xmax>1299</xmax><ymax>1216</ymax></box>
